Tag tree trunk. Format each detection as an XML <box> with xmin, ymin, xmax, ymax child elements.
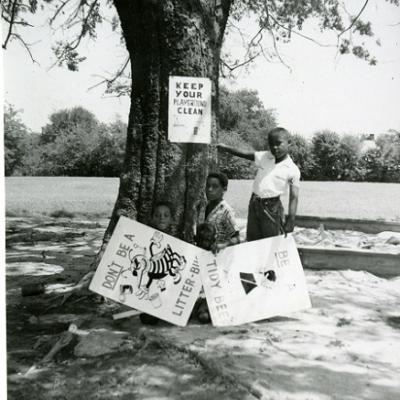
<box><xmin>94</xmin><ymin>0</ymin><xmax>232</xmax><ymax>264</ymax></box>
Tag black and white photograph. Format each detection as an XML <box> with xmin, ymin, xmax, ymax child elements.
<box><xmin>2</xmin><ymin>0</ymin><xmax>400</xmax><ymax>399</ymax></box>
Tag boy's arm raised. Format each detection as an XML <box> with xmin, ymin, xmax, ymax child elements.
<box><xmin>217</xmin><ymin>143</ymin><xmax>255</xmax><ymax>161</ymax></box>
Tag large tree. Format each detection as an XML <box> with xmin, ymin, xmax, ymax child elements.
<box><xmin>3</xmin><ymin>0</ymin><xmax>398</xmax><ymax>262</ymax></box>
<box><xmin>102</xmin><ymin>0</ymin><xmax>231</xmax><ymax>247</ymax></box>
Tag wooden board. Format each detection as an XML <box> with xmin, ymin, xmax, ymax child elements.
<box><xmin>296</xmin><ymin>216</ymin><xmax>400</xmax><ymax>234</ymax></box>
<box><xmin>298</xmin><ymin>246</ymin><xmax>400</xmax><ymax>278</ymax></box>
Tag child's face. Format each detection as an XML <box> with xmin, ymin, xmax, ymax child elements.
<box><xmin>268</xmin><ymin>131</ymin><xmax>289</xmax><ymax>161</ymax></box>
<box><xmin>196</xmin><ymin>230</ymin><xmax>216</xmax><ymax>251</ymax></box>
<box><xmin>152</xmin><ymin>205</ymin><xmax>172</xmax><ymax>232</ymax></box>
<box><xmin>206</xmin><ymin>177</ymin><xmax>225</xmax><ymax>202</ymax></box>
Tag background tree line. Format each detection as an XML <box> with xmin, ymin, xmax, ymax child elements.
<box><xmin>4</xmin><ymin>88</ymin><xmax>400</xmax><ymax>183</ymax></box>
<box><xmin>4</xmin><ymin>104</ymin><xmax>126</xmax><ymax>177</ymax></box>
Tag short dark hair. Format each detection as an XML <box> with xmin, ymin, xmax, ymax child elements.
<box><xmin>268</xmin><ymin>127</ymin><xmax>290</xmax><ymax>141</ymax></box>
<box><xmin>152</xmin><ymin>201</ymin><xmax>173</xmax><ymax>217</ymax></box>
<box><xmin>195</xmin><ymin>223</ymin><xmax>216</xmax><ymax>251</ymax></box>
<box><xmin>207</xmin><ymin>172</ymin><xmax>229</xmax><ymax>190</ymax></box>
<box><xmin>196</xmin><ymin>222</ymin><xmax>216</xmax><ymax>237</ymax></box>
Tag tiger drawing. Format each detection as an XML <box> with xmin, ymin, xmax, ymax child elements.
<box><xmin>128</xmin><ymin>232</ymin><xmax>186</xmax><ymax>297</ymax></box>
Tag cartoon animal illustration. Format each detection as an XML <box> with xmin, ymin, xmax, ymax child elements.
<box><xmin>128</xmin><ymin>232</ymin><xmax>186</xmax><ymax>299</ymax></box>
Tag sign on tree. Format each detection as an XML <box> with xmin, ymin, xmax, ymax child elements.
<box><xmin>168</xmin><ymin>76</ymin><xmax>212</xmax><ymax>143</ymax></box>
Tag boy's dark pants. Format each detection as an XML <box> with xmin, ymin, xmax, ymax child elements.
<box><xmin>246</xmin><ymin>194</ymin><xmax>284</xmax><ymax>241</ymax></box>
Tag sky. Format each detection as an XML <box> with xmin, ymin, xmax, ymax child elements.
<box><xmin>2</xmin><ymin>0</ymin><xmax>400</xmax><ymax>137</ymax></box>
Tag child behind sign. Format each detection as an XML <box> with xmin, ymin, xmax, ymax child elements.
<box><xmin>192</xmin><ymin>223</ymin><xmax>217</xmax><ymax>324</ymax></box>
<box><xmin>139</xmin><ymin>201</ymin><xmax>175</xmax><ymax>325</ymax></box>
<box><xmin>193</xmin><ymin>172</ymin><xmax>241</xmax><ymax>324</ymax></box>
<box><xmin>202</xmin><ymin>172</ymin><xmax>240</xmax><ymax>253</ymax></box>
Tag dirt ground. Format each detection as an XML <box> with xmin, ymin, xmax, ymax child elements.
<box><xmin>5</xmin><ymin>217</ymin><xmax>400</xmax><ymax>400</ymax></box>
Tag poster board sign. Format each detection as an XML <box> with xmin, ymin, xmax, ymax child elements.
<box><xmin>198</xmin><ymin>235</ymin><xmax>311</xmax><ymax>326</ymax></box>
<box><xmin>89</xmin><ymin>216</ymin><xmax>204</xmax><ymax>327</ymax></box>
<box><xmin>168</xmin><ymin>76</ymin><xmax>212</xmax><ymax>143</ymax></box>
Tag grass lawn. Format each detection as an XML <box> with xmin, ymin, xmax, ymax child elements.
<box><xmin>5</xmin><ymin>177</ymin><xmax>119</xmax><ymax>218</ymax></box>
<box><xmin>226</xmin><ymin>180</ymin><xmax>400</xmax><ymax>221</ymax></box>
<box><xmin>5</xmin><ymin>177</ymin><xmax>400</xmax><ymax>221</ymax></box>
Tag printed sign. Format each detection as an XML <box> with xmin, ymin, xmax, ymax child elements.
<box><xmin>198</xmin><ymin>235</ymin><xmax>311</xmax><ymax>326</ymax></box>
<box><xmin>89</xmin><ymin>216</ymin><xmax>204</xmax><ymax>326</ymax></box>
<box><xmin>168</xmin><ymin>76</ymin><xmax>212</xmax><ymax>143</ymax></box>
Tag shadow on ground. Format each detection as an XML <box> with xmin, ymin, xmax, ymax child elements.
<box><xmin>6</xmin><ymin>216</ymin><xmax>400</xmax><ymax>400</ymax></box>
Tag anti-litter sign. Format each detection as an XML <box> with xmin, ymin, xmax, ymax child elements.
<box><xmin>168</xmin><ymin>76</ymin><xmax>212</xmax><ymax>143</ymax></box>
<box><xmin>90</xmin><ymin>218</ymin><xmax>311</xmax><ymax>327</ymax></box>
<box><xmin>89</xmin><ymin>216</ymin><xmax>204</xmax><ymax>326</ymax></box>
<box><xmin>198</xmin><ymin>235</ymin><xmax>311</xmax><ymax>326</ymax></box>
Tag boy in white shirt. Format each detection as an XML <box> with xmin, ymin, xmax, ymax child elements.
<box><xmin>217</xmin><ymin>127</ymin><xmax>300</xmax><ymax>241</ymax></box>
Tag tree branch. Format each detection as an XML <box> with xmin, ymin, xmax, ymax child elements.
<box><xmin>220</xmin><ymin>50</ymin><xmax>262</xmax><ymax>73</ymax></box>
<box><xmin>49</xmin><ymin>0</ymin><xmax>73</xmax><ymax>26</ymax></box>
<box><xmin>268</xmin><ymin>13</ymin><xmax>334</xmax><ymax>48</ymax></box>
<box><xmin>88</xmin><ymin>57</ymin><xmax>130</xmax><ymax>93</ymax></box>
<box><xmin>258</xmin><ymin>42</ymin><xmax>275</xmax><ymax>64</ymax></box>
<box><xmin>2</xmin><ymin>0</ymin><xmax>18</xmax><ymax>49</ymax></box>
<box><xmin>269</xmin><ymin>29</ymin><xmax>292</xmax><ymax>72</ymax></box>
<box><xmin>49</xmin><ymin>0</ymin><xmax>101</xmax><ymax>70</ymax></box>
<box><xmin>12</xmin><ymin>33</ymin><xmax>39</xmax><ymax>64</ymax></box>
<box><xmin>65</xmin><ymin>0</ymin><xmax>85</xmax><ymax>27</ymax></box>
<box><xmin>70</xmin><ymin>0</ymin><xmax>100</xmax><ymax>51</ymax></box>
<box><xmin>226</xmin><ymin>20</ymin><xmax>249</xmax><ymax>48</ymax></box>
<box><xmin>338</xmin><ymin>0</ymin><xmax>370</xmax><ymax>38</ymax></box>
<box><xmin>247</xmin><ymin>27</ymin><xmax>264</xmax><ymax>50</ymax></box>
<box><xmin>2</xmin><ymin>16</ymin><xmax>33</xmax><ymax>27</ymax></box>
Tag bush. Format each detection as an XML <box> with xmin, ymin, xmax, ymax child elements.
<box><xmin>289</xmin><ymin>134</ymin><xmax>314</xmax><ymax>180</ymax></box>
<box><xmin>217</xmin><ymin>87</ymin><xmax>277</xmax><ymax>178</ymax></box>
<box><xmin>16</xmin><ymin>107</ymin><xmax>127</xmax><ymax>177</ymax></box>
<box><xmin>219</xmin><ymin>86</ymin><xmax>277</xmax><ymax>150</ymax></box>
<box><xmin>49</xmin><ymin>209</ymin><xmax>76</xmax><ymax>218</ymax></box>
<box><xmin>360</xmin><ymin>132</ymin><xmax>400</xmax><ymax>182</ymax></box>
<box><xmin>310</xmin><ymin>131</ymin><xmax>363</xmax><ymax>181</ymax></box>
<box><xmin>4</xmin><ymin>104</ymin><xmax>30</xmax><ymax>176</ymax></box>
<box><xmin>218</xmin><ymin>130</ymin><xmax>256</xmax><ymax>179</ymax></box>
<box><xmin>337</xmin><ymin>134</ymin><xmax>362</xmax><ymax>181</ymax></box>
<box><xmin>311</xmin><ymin>130</ymin><xmax>342</xmax><ymax>180</ymax></box>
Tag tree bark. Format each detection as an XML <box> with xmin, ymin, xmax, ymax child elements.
<box><xmin>94</xmin><ymin>0</ymin><xmax>232</xmax><ymax>264</ymax></box>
